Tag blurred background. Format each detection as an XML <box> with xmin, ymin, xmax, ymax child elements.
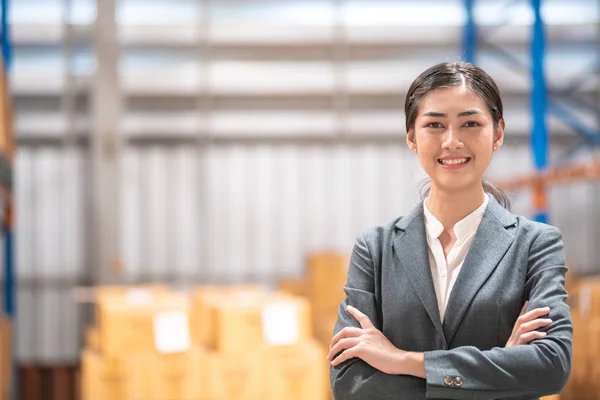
<box><xmin>0</xmin><ymin>0</ymin><xmax>599</xmax><ymax>399</ymax></box>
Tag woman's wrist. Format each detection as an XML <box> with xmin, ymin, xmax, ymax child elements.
<box><xmin>394</xmin><ymin>351</ymin><xmax>426</xmax><ymax>378</ymax></box>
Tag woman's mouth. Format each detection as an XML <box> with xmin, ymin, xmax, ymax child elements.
<box><xmin>438</xmin><ymin>157</ymin><xmax>471</xmax><ymax>168</ymax></box>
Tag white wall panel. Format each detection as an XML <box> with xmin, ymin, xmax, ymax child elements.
<box><xmin>250</xmin><ymin>146</ymin><xmax>275</xmax><ymax>283</ymax></box>
<box><xmin>302</xmin><ymin>146</ymin><xmax>330</xmax><ymax>253</ymax></box>
<box><xmin>16</xmin><ymin>289</ymin><xmax>35</xmax><ymax>362</ymax></box>
<box><xmin>171</xmin><ymin>147</ymin><xmax>200</xmax><ymax>280</ymax></box>
<box><xmin>63</xmin><ymin>149</ymin><xmax>86</xmax><ymax>278</ymax></box>
<box><xmin>277</xmin><ymin>146</ymin><xmax>302</xmax><ymax>278</ymax></box>
<box><xmin>36</xmin><ymin>149</ymin><xmax>61</xmax><ymax>279</ymax></box>
<box><xmin>16</xmin><ymin>148</ymin><xmax>34</xmax><ymax>279</ymax></box>
<box><xmin>121</xmin><ymin>147</ymin><xmax>143</xmax><ymax>280</ymax></box>
<box><xmin>227</xmin><ymin>146</ymin><xmax>251</xmax><ymax>282</ymax></box>
<box><xmin>145</xmin><ymin>148</ymin><xmax>170</xmax><ymax>279</ymax></box>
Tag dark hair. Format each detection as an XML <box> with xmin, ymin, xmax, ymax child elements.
<box><xmin>406</xmin><ymin>62</ymin><xmax>512</xmax><ymax>211</ymax></box>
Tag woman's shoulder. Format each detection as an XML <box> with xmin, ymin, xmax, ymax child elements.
<box><xmin>512</xmin><ymin>213</ymin><xmax>562</xmax><ymax>237</ymax></box>
<box><xmin>502</xmin><ymin>212</ymin><xmax>564</xmax><ymax>252</ymax></box>
<box><xmin>357</xmin><ymin>216</ymin><xmax>404</xmax><ymax>245</ymax></box>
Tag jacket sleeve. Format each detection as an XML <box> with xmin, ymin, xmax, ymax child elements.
<box><xmin>424</xmin><ymin>225</ymin><xmax>573</xmax><ymax>399</ymax></box>
<box><xmin>330</xmin><ymin>231</ymin><xmax>426</xmax><ymax>400</ymax></box>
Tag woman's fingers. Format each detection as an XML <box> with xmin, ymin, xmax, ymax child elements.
<box><xmin>331</xmin><ymin>345</ymin><xmax>361</xmax><ymax>367</ymax></box>
<box><xmin>329</xmin><ymin>327</ymin><xmax>362</xmax><ymax>349</ymax></box>
<box><xmin>518</xmin><ymin>318</ymin><xmax>552</xmax><ymax>335</ymax></box>
<box><xmin>511</xmin><ymin>302</ymin><xmax>528</xmax><ymax>336</ymax></box>
<box><xmin>506</xmin><ymin>306</ymin><xmax>552</xmax><ymax>347</ymax></box>
<box><xmin>517</xmin><ymin>330</ymin><xmax>547</xmax><ymax>345</ymax></box>
<box><xmin>327</xmin><ymin>337</ymin><xmax>360</xmax><ymax>361</ymax></box>
<box><xmin>346</xmin><ymin>305</ymin><xmax>375</xmax><ymax>329</ymax></box>
<box><xmin>517</xmin><ymin>307</ymin><xmax>551</xmax><ymax>325</ymax></box>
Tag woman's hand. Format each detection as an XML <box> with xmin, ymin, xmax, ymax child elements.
<box><xmin>505</xmin><ymin>301</ymin><xmax>552</xmax><ymax>347</ymax></box>
<box><xmin>327</xmin><ymin>305</ymin><xmax>405</xmax><ymax>375</ymax></box>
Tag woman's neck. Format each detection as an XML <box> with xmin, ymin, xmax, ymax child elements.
<box><xmin>425</xmin><ymin>184</ymin><xmax>487</xmax><ymax>231</ymax></box>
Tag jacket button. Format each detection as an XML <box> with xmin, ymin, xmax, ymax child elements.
<box><xmin>443</xmin><ymin>376</ymin><xmax>454</xmax><ymax>387</ymax></box>
<box><xmin>454</xmin><ymin>376</ymin><xmax>464</xmax><ymax>387</ymax></box>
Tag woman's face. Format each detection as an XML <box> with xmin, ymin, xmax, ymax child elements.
<box><xmin>406</xmin><ymin>85</ymin><xmax>504</xmax><ymax>193</ymax></box>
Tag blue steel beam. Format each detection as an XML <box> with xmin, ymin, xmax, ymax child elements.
<box><xmin>530</xmin><ymin>0</ymin><xmax>548</xmax><ymax>223</ymax></box>
<box><xmin>462</xmin><ymin>0</ymin><xmax>477</xmax><ymax>63</ymax></box>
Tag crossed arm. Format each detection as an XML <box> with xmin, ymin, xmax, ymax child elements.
<box><xmin>327</xmin><ymin>302</ymin><xmax>553</xmax><ymax>376</ymax></box>
<box><xmin>329</xmin><ymin>228</ymin><xmax>572</xmax><ymax>399</ymax></box>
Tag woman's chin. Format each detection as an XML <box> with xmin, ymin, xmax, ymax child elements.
<box><xmin>432</xmin><ymin>177</ymin><xmax>481</xmax><ymax>193</ymax></box>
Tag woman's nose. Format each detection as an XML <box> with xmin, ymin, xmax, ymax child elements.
<box><xmin>442</xmin><ymin>128</ymin><xmax>464</xmax><ymax>150</ymax></box>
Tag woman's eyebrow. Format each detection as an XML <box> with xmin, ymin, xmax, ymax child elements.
<box><xmin>422</xmin><ymin>110</ymin><xmax>483</xmax><ymax>118</ymax></box>
<box><xmin>457</xmin><ymin>110</ymin><xmax>483</xmax><ymax>117</ymax></box>
<box><xmin>422</xmin><ymin>111</ymin><xmax>446</xmax><ymax>117</ymax></box>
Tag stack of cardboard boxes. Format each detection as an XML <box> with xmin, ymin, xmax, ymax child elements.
<box><xmin>81</xmin><ymin>286</ymin><xmax>205</xmax><ymax>400</ymax></box>
<box><xmin>81</xmin><ymin>284</ymin><xmax>327</xmax><ymax>400</ymax></box>
<box><xmin>278</xmin><ymin>252</ymin><xmax>349</xmax><ymax>400</ymax></box>
<box><xmin>561</xmin><ymin>276</ymin><xmax>600</xmax><ymax>400</ymax></box>
<box><xmin>278</xmin><ymin>252</ymin><xmax>348</xmax><ymax>350</ymax></box>
<box><xmin>194</xmin><ymin>286</ymin><xmax>325</xmax><ymax>400</ymax></box>
<box><xmin>0</xmin><ymin>313</ymin><xmax>11</xmax><ymax>400</ymax></box>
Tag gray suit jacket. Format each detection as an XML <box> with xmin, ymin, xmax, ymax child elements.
<box><xmin>330</xmin><ymin>196</ymin><xmax>572</xmax><ymax>400</ymax></box>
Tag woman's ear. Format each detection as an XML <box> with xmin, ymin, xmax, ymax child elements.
<box><xmin>406</xmin><ymin>129</ymin><xmax>417</xmax><ymax>154</ymax></box>
<box><xmin>493</xmin><ymin>119</ymin><xmax>505</xmax><ymax>152</ymax></box>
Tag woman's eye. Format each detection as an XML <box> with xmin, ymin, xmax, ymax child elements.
<box><xmin>464</xmin><ymin>121</ymin><xmax>480</xmax><ymax>127</ymax></box>
<box><xmin>427</xmin><ymin>122</ymin><xmax>443</xmax><ymax>128</ymax></box>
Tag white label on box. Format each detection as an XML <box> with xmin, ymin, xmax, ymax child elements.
<box><xmin>262</xmin><ymin>301</ymin><xmax>300</xmax><ymax>346</ymax></box>
<box><xmin>153</xmin><ymin>311</ymin><xmax>191</xmax><ymax>354</ymax></box>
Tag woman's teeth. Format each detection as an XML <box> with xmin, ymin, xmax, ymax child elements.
<box><xmin>439</xmin><ymin>158</ymin><xmax>469</xmax><ymax>165</ymax></box>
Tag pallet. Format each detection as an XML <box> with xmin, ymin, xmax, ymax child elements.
<box><xmin>19</xmin><ymin>365</ymin><xmax>79</xmax><ymax>400</ymax></box>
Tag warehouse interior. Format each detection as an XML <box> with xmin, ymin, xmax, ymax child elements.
<box><xmin>0</xmin><ymin>0</ymin><xmax>600</xmax><ymax>399</ymax></box>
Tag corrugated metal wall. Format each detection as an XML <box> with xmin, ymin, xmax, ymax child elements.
<box><xmin>7</xmin><ymin>0</ymin><xmax>599</xmax><ymax>367</ymax></box>
<box><xmin>12</xmin><ymin>141</ymin><xmax>600</xmax><ymax>363</ymax></box>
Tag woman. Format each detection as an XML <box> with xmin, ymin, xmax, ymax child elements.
<box><xmin>327</xmin><ymin>62</ymin><xmax>572</xmax><ymax>400</ymax></box>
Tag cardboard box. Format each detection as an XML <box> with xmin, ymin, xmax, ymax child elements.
<box><xmin>209</xmin><ymin>351</ymin><xmax>264</xmax><ymax>400</ymax></box>
<box><xmin>277</xmin><ymin>279</ymin><xmax>308</xmax><ymax>298</ymax></box>
<box><xmin>0</xmin><ymin>314</ymin><xmax>10</xmax><ymax>400</ymax></box>
<box><xmin>211</xmin><ymin>293</ymin><xmax>311</xmax><ymax>354</ymax></box>
<box><xmin>190</xmin><ymin>285</ymin><xmax>265</xmax><ymax>348</ymax></box>
<box><xmin>94</xmin><ymin>285</ymin><xmax>171</xmax><ymax>311</ymax></box>
<box><xmin>84</xmin><ymin>326</ymin><xmax>100</xmax><ymax>351</ymax></box>
<box><xmin>98</xmin><ymin>292</ymin><xmax>192</xmax><ymax>357</ymax></box>
<box><xmin>574</xmin><ymin>277</ymin><xmax>600</xmax><ymax>318</ymax></box>
<box><xmin>313</xmin><ymin>314</ymin><xmax>338</xmax><ymax>349</ymax></box>
<box><xmin>128</xmin><ymin>348</ymin><xmax>211</xmax><ymax>400</ymax></box>
<box><xmin>264</xmin><ymin>340</ymin><xmax>327</xmax><ymax>400</ymax></box>
<box><xmin>307</xmin><ymin>253</ymin><xmax>348</xmax><ymax>315</ymax></box>
<box><xmin>81</xmin><ymin>350</ymin><xmax>129</xmax><ymax>400</ymax></box>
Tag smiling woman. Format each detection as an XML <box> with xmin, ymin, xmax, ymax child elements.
<box><xmin>405</xmin><ymin>62</ymin><xmax>511</xmax><ymax>211</ymax></box>
<box><xmin>328</xmin><ymin>62</ymin><xmax>573</xmax><ymax>400</ymax></box>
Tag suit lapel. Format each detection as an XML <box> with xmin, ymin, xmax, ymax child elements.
<box><xmin>442</xmin><ymin>197</ymin><xmax>517</xmax><ymax>345</ymax></box>
<box><xmin>392</xmin><ymin>203</ymin><xmax>445</xmax><ymax>343</ymax></box>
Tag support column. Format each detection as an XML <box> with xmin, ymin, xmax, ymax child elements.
<box><xmin>90</xmin><ymin>0</ymin><xmax>122</xmax><ymax>284</ymax></box>
<box><xmin>530</xmin><ymin>0</ymin><xmax>549</xmax><ymax>223</ymax></box>
<box><xmin>462</xmin><ymin>0</ymin><xmax>477</xmax><ymax>63</ymax></box>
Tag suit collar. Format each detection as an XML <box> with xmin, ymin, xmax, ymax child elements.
<box><xmin>393</xmin><ymin>195</ymin><xmax>517</xmax><ymax>345</ymax></box>
<box><xmin>442</xmin><ymin>197</ymin><xmax>516</xmax><ymax>343</ymax></box>
<box><xmin>395</xmin><ymin>194</ymin><xmax>516</xmax><ymax>232</ymax></box>
<box><xmin>393</xmin><ymin>202</ymin><xmax>445</xmax><ymax>342</ymax></box>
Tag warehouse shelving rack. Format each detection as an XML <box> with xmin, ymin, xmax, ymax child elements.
<box><xmin>462</xmin><ymin>0</ymin><xmax>600</xmax><ymax>222</ymax></box>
